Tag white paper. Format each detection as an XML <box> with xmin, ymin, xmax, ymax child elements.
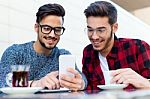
<box><xmin>39</xmin><ymin>88</ymin><xmax>70</xmax><ymax>93</ymax></box>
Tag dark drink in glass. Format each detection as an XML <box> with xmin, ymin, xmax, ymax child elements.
<box><xmin>12</xmin><ymin>71</ymin><xmax>29</xmax><ymax>87</ymax></box>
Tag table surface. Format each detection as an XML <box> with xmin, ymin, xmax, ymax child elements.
<box><xmin>1</xmin><ymin>89</ymin><xmax>150</xmax><ymax>99</ymax></box>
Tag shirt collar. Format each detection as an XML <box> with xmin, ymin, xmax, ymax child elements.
<box><xmin>107</xmin><ymin>35</ymin><xmax>119</xmax><ymax>59</ymax></box>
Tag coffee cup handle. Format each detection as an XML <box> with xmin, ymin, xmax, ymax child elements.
<box><xmin>6</xmin><ymin>73</ymin><xmax>12</xmax><ymax>87</ymax></box>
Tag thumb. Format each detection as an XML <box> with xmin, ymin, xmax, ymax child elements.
<box><xmin>51</xmin><ymin>71</ymin><xmax>59</xmax><ymax>77</ymax></box>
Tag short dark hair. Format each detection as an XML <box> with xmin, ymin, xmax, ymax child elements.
<box><xmin>84</xmin><ymin>1</ymin><xmax>117</xmax><ymax>25</ymax></box>
<box><xmin>36</xmin><ymin>3</ymin><xmax>65</xmax><ymax>24</ymax></box>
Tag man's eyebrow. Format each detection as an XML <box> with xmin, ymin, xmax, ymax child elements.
<box><xmin>87</xmin><ymin>26</ymin><xmax>106</xmax><ymax>29</ymax></box>
<box><xmin>40</xmin><ymin>24</ymin><xmax>63</xmax><ymax>28</ymax></box>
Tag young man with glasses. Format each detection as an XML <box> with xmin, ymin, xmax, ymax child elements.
<box><xmin>82</xmin><ymin>1</ymin><xmax>150</xmax><ymax>91</ymax></box>
<box><xmin>0</xmin><ymin>3</ymin><xmax>87</xmax><ymax>91</ymax></box>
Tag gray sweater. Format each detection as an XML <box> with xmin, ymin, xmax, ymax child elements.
<box><xmin>0</xmin><ymin>41</ymin><xmax>87</xmax><ymax>88</ymax></box>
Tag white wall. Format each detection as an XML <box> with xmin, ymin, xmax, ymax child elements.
<box><xmin>0</xmin><ymin>0</ymin><xmax>150</xmax><ymax>70</ymax></box>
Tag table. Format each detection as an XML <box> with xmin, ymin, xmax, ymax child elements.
<box><xmin>1</xmin><ymin>89</ymin><xmax>150</xmax><ymax>99</ymax></box>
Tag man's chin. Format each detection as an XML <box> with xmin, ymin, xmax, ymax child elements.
<box><xmin>45</xmin><ymin>46</ymin><xmax>55</xmax><ymax>50</ymax></box>
<box><xmin>93</xmin><ymin>46</ymin><xmax>102</xmax><ymax>51</ymax></box>
<box><xmin>42</xmin><ymin>44</ymin><xmax>55</xmax><ymax>50</ymax></box>
<box><xmin>93</xmin><ymin>47</ymin><xmax>101</xmax><ymax>51</ymax></box>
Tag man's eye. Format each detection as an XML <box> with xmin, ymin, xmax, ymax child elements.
<box><xmin>43</xmin><ymin>27</ymin><xmax>51</xmax><ymax>31</ymax></box>
<box><xmin>97</xmin><ymin>29</ymin><xmax>105</xmax><ymax>33</ymax></box>
<box><xmin>88</xmin><ymin>29</ymin><xmax>94</xmax><ymax>32</ymax></box>
<box><xmin>55</xmin><ymin>28</ymin><xmax>62</xmax><ymax>32</ymax></box>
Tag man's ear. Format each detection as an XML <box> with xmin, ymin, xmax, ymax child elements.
<box><xmin>112</xmin><ymin>23</ymin><xmax>118</xmax><ymax>34</ymax></box>
<box><xmin>34</xmin><ymin>23</ymin><xmax>39</xmax><ymax>33</ymax></box>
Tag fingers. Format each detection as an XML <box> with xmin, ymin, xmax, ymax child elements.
<box><xmin>36</xmin><ymin>69</ymin><xmax>84</xmax><ymax>91</ymax></box>
<box><xmin>47</xmin><ymin>71</ymin><xmax>60</xmax><ymax>89</ymax></box>
<box><xmin>67</xmin><ymin>68</ymin><xmax>82</xmax><ymax>78</ymax></box>
<box><xmin>113</xmin><ymin>74</ymin><xmax>124</xmax><ymax>84</ymax></box>
<box><xmin>60</xmin><ymin>74</ymin><xmax>81</xmax><ymax>84</ymax></box>
<box><xmin>111</xmin><ymin>68</ymin><xmax>149</xmax><ymax>89</ymax></box>
<box><xmin>37</xmin><ymin>71</ymin><xmax>60</xmax><ymax>90</ymax></box>
<box><xmin>60</xmin><ymin>69</ymin><xmax>84</xmax><ymax>91</ymax></box>
<box><xmin>49</xmin><ymin>71</ymin><xmax>59</xmax><ymax>77</ymax></box>
<box><xmin>60</xmin><ymin>79</ymin><xmax>82</xmax><ymax>91</ymax></box>
<box><xmin>111</xmin><ymin>68</ymin><xmax>131</xmax><ymax>76</ymax></box>
<box><xmin>123</xmin><ymin>76</ymin><xmax>150</xmax><ymax>89</ymax></box>
<box><xmin>111</xmin><ymin>72</ymin><xmax>132</xmax><ymax>84</ymax></box>
<box><xmin>42</xmin><ymin>77</ymin><xmax>55</xmax><ymax>89</ymax></box>
<box><xmin>48</xmin><ymin>76</ymin><xmax>60</xmax><ymax>89</ymax></box>
<box><xmin>111</xmin><ymin>69</ymin><xmax>124</xmax><ymax>84</ymax></box>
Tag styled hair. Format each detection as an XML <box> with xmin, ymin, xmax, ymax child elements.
<box><xmin>84</xmin><ymin>1</ymin><xmax>117</xmax><ymax>25</ymax></box>
<box><xmin>36</xmin><ymin>3</ymin><xmax>65</xmax><ymax>23</ymax></box>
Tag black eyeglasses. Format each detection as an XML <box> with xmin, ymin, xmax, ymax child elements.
<box><xmin>38</xmin><ymin>24</ymin><xmax>65</xmax><ymax>36</ymax></box>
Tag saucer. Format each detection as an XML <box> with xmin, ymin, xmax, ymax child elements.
<box><xmin>0</xmin><ymin>87</ymin><xmax>42</xmax><ymax>94</ymax></box>
<box><xmin>97</xmin><ymin>84</ymin><xmax>128</xmax><ymax>90</ymax></box>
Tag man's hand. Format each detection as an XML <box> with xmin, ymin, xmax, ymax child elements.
<box><xmin>111</xmin><ymin>68</ymin><xmax>150</xmax><ymax>89</ymax></box>
<box><xmin>31</xmin><ymin>71</ymin><xmax>60</xmax><ymax>89</ymax></box>
<box><xmin>60</xmin><ymin>68</ymin><xmax>85</xmax><ymax>91</ymax></box>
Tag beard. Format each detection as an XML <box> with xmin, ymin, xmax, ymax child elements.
<box><xmin>38</xmin><ymin>34</ymin><xmax>58</xmax><ymax>50</ymax></box>
<box><xmin>39</xmin><ymin>39</ymin><xmax>54</xmax><ymax>50</ymax></box>
<box><xmin>95</xmin><ymin>27</ymin><xmax>114</xmax><ymax>52</ymax></box>
<box><xmin>102</xmin><ymin>29</ymin><xmax>113</xmax><ymax>50</ymax></box>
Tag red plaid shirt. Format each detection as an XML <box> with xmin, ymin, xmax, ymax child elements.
<box><xmin>82</xmin><ymin>35</ymin><xmax>150</xmax><ymax>90</ymax></box>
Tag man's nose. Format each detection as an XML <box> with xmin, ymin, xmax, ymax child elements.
<box><xmin>91</xmin><ymin>30</ymin><xmax>99</xmax><ymax>38</ymax></box>
<box><xmin>48</xmin><ymin>29</ymin><xmax>55</xmax><ymax>37</ymax></box>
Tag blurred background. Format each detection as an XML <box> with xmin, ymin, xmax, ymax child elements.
<box><xmin>0</xmin><ymin>0</ymin><xmax>150</xmax><ymax>70</ymax></box>
<box><xmin>112</xmin><ymin>0</ymin><xmax>150</xmax><ymax>25</ymax></box>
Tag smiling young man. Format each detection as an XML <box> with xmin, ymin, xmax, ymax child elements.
<box><xmin>82</xmin><ymin>1</ymin><xmax>150</xmax><ymax>90</ymax></box>
<box><xmin>0</xmin><ymin>3</ymin><xmax>87</xmax><ymax>91</ymax></box>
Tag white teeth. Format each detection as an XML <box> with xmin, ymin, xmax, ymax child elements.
<box><xmin>93</xmin><ymin>40</ymin><xmax>103</xmax><ymax>45</ymax></box>
<box><xmin>46</xmin><ymin>38</ymin><xmax>51</xmax><ymax>40</ymax></box>
<box><xmin>93</xmin><ymin>41</ymin><xmax>99</xmax><ymax>44</ymax></box>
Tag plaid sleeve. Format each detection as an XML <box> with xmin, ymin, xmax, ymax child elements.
<box><xmin>82</xmin><ymin>46</ymin><xmax>92</xmax><ymax>90</ymax></box>
<box><xmin>82</xmin><ymin>45</ymin><xmax>101</xmax><ymax>90</ymax></box>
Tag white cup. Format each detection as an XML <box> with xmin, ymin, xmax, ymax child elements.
<box><xmin>103</xmin><ymin>71</ymin><xmax>114</xmax><ymax>85</ymax></box>
<box><xmin>6</xmin><ymin>73</ymin><xmax>13</xmax><ymax>87</ymax></box>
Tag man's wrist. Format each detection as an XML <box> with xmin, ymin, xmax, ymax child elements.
<box><xmin>29</xmin><ymin>80</ymin><xmax>38</xmax><ymax>87</ymax></box>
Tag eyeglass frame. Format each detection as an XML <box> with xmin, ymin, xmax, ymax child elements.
<box><xmin>85</xmin><ymin>26</ymin><xmax>110</xmax><ymax>36</ymax></box>
<box><xmin>38</xmin><ymin>24</ymin><xmax>65</xmax><ymax>36</ymax></box>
